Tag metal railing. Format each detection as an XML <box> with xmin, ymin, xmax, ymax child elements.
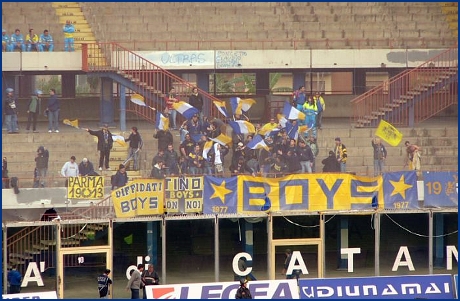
<box><xmin>351</xmin><ymin>46</ymin><xmax>458</xmax><ymax>127</ymax></box>
<box><xmin>81</xmin><ymin>42</ymin><xmax>222</xmax><ymax>124</ymax></box>
<box><xmin>95</xmin><ymin>37</ymin><xmax>457</xmax><ymax>51</ymax></box>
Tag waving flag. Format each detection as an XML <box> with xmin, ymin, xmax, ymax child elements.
<box><xmin>131</xmin><ymin>93</ymin><xmax>156</xmax><ymax>111</ymax></box>
<box><xmin>202</xmin><ymin>140</ymin><xmax>214</xmax><ymax>160</ymax></box>
<box><xmin>285</xmin><ymin>121</ymin><xmax>299</xmax><ymax>140</ymax></box>
<box><xmin>230</xmin><ymin>97</ymin><xmax>256</xmax><ymax>115</ymax></box>
<box><xmin>155</xmin><ymin>112</ymin><xmax>169</xmax><ymax>131</ymax></box>
<box><xmin>228</xmin><ymin>120</ymin><xmax>256</xmax><ymax>134</ymax></box>
<box><xmin>258</xmin><ymin>122</ymin><xmax>279</xmax><ymax>136</ymax></box>
<box><xmin>172</xmin><ymin>101</ymin><xmax>199</xmax><ymax>119</ymax></box>
<box><xmin>209</xmin><ymin>133</ymin><xmax>232</xmax><ymax>146</ymax></box>
<box><xmin>112</xmin><ymin>135</ymin><xmax>127</xmax><ymax>147</ymax></box>
<box><xmin>283</xmin><ymin>101</ymin><xmax>306</xmax><ymax>121</ymax></box>
<box><xmin>246</xmin><ymin>134</ymin><xmax>269</xmax><ymax>151</ymax></box>
<box><xmin>375</xmin><ymin>119</ymin><xmax>403</xmax><ymax>147</ymax></box>
<box><xmin>277</xmin><ymin>114</ymin><xmax>288</xmax><ymax>128</ymax></box>
<box><xmin>213</xmin><ymin>100</ymin><xmax>228</xmax><ymax>117</ymax></box>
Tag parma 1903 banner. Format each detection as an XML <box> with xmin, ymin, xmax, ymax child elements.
<box><xmin>67</xmin><ymin>176</ymin><xmax>104</xmax><ymax>199</ymax></box>
<box><xmin>112</xmin><ymin>179</ymin><xmax>164</xmax><ymax>218</ymax></box>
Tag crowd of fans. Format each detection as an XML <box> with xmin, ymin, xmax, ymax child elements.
<box><xmin>3</xmin><ymin>21</ymin><xmax>75</xmax><ymax>52</ymax></box>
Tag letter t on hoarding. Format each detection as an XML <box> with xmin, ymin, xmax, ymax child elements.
<box><xmin>341</xmin><ymin>248</ymin><xmax>361</xmax><ymax>272</ymax></box>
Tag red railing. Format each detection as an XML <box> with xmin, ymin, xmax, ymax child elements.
<box><xmin>351</xmin><ymin>46</ymin><xmax>458</xmax><ymax>127</ymax></box>
<box><xmin>94</xmin><ymin>37</ymin><xmax>457</xmax><ymax>51</ymax></box>
<box><xmin>82</xmin><ymin>42</ymin><xmax>222</xmax><ymax>124</ymax></box>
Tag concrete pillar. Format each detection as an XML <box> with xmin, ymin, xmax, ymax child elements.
<box><xmin>119</xmin><ymin>85</ymin><xmax>127</xmax><ymax>131</ymax></box>
<box><xmin>293</xmin><ymin>72</ymin><xmax>306</xmax><ymax>92</ymax></box>
<box><xmin>18</xmin><ymin>75</ymin><xmax>33</xmax><ymax>97</ymax></box>
<box><xmin>434</xmin><ymin>213</ymin><xmax>445</xmax><ymax>268</ymax></box>
<box><xmin>255</xmin><ymin>71</ymin><xmax>270</xmax><ymax>95</ymax></box>
<box><xmin>337</xmin><ymin>216</ymin><xmax>349</xmax><ymax>270</ymax></box>
<box><xmin>353</xmin><ymin>70</ymin><xmax>366</xmax><ymax>95</ymax></box>
<box><xmin>146</xmin><ymin>221</ymin><xmax>158</xmax><ymax>267</ymax></box>
<box><xmin>62</xmin><ymin>74</ymin><xmax>75</xmax><ymax>98</ymax></box>
<box><xmin>196</xmin><ymin>72</ymin><xmax>210</xmax><ymax>116</ymax></box>
<box><xmin>100</xmin><ymin>77</ymin><xmax>115</xmax><ymax>127</ymax></box>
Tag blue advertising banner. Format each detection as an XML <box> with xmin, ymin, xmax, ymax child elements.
<box><xmin>454</xmin><ymin>274</ymin><xmax>458</xmax><ymax>299</ymax></box>
<box><xmin>383</xmin><ymin>171</ymin><xmax>419</xmax><ymax>209</ymax></box>
<box><xmin>203</xmin><ymin>176</ymin><xmax>238</xmax><ymax>214</ymax></box>
<box><xmin>423</xmin><ymin>171</ymin><xmax>458</xmax><ymax>207</ymax></box>
<box><xmin>299</xmin><ymin>274</ymin><xmax>454</xmax><ymax>299</ymax></box>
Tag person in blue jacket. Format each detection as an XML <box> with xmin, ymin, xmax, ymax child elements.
<box><xmin>63</xmin><ymin>20</ymin><xmax>75</xmax><ymax>51</ymax></box>
<box><xmin>8</xmin><ymin>28</ymin><xmax>25</xmax><ymax>52</ymax></box>
<box><xmin>7</xmin><ymin>265</ymin><xmax>22</xmax><ymax>294</ymax></box>
<box><xmin>39</xmin><ymin>29</ymin><xmax>54</xmax><ymax>52</ymax></box>
<box><xmin>2</xmin><ymin>29</ymin><xmax>9</xmax><ymax>52</ymax></box>
<box><xmin>46</xmin><ymin>89</ymin><xmax>60</xmax><ymax>133</ymax></box>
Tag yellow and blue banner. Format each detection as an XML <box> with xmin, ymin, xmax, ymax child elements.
<box><xmin>283</xmin><ymin>101</ymin><xmax>306</xmax><ymax>121</ymax></box>
<box><xmin>237</xmin><ymin>174</ymin><xmax>383</xmax><ymax>212</ymax></box>
<box><xmin>246</xmin><ymin>134</ymin><xmax>269</xmax><ymax>151</ymax></box>
<box><xmin>228</xmin><ymin>120</ymin><xmax>256</xmax><ymax>134</ymax></box>
<box><xmin>172</xmin><ymin>101</ymin><xmax>199</xmax><ymax>119</ymax></box>
<box><xmin>112</xmin><ymin>179</ymin><xmax>164</xmax><ymax>217</ymax></box>
<box><xmin>423</xmin><ymin>171</ymin><xmax>458</xmax><ymax>207</ymax></box>
<box><xmin>164</xmin><ymin>176</ymin><xmax>204</xmax><ymax>213</ymax></box>
<box><xmin>213</xmin><ymin>100</ymin><xmax>228</xmax><ymax>117</ymax></box>
<box><xmin>156</xmin><ymin>112</ymin><xmax>169</xmax><ymax>131</ymax></box>
<box><xmin>230</xmin><ymin>97</ymin><xmax>256</xmax><ymax>115</ymax></box>
<box><xmin>203</xmin><ymin>176</ymin><xmax>238</xmax><ymax>214</ymax></box>
<box><xmin>383</xmin><ymin>171</ymin><xmax>418</xmax><ymax>209</ymax></box>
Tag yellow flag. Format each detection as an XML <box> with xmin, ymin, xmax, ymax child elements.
<box><xmin>375</xmin><ymin>119</ymin><xmax>403</xmax><ymax>147</ymax></box>
<box><xmin>63</xmin><ymin>119</ymin><xmax>79</xmax><ymax>128</ymax></box>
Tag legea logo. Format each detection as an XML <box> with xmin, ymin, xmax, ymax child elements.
<box><xmin>152</xmin><ymin>287</ymin><xmax>176</xmax><ymax>299</ymax></box>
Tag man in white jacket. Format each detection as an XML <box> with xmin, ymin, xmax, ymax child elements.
<box><xmin>61</xmin><ymin>155</ymin><xmax>79</xmax><ymax>187</ymax></box>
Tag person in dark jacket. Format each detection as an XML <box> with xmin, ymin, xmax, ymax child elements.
<box><xmin>235</xmin><ymin>279</ymin><xmax>252</xmax><ymax>299</ymax></box>
<box><xmin>188</xmin><ymin>87</ymin><xmax>204</xmax><ymax>120</ymax></box>
<box><xmin>86</xmin><ymin>125</ymin><xmax>114</xmax><ymax>171</ymax></box>
<box><xmin>78</xmin><ymin>158</ymin><xmax>97</xmax><ymax>176</ymax></box>
<box><xmin>153</xmin><ymin>128</ymin><xmax>173</xmax><ymax>152</ymax></box>
<box><xmin>46</xmin><ymin>88</ymin><xmax>60</xmax><ymax>133</ymax></box>
<box><xmin>97</xmin><ymin>268</ymin><xmax>112</xmax><ymax>298</ymax></box>
<box><xmin>297</xmin><ymin>140</ymin><xmax>314</xmax><ymax>173</ymax></box>
<box><xmin>4</xmin><ymin>88</ymin><xmax>19</xmax><ymax>134</ymax></box>
<box><xmin>3</xmin><ymin>157</ymin><xmax>9</xmax><ymax>188</ymax></box>
<box><xmin>164</xmin><ymin>144</ymin><xmax>179</xmax><ymax>175</ymax></box>
<box><xmin>125</xmin><ymin>127</ymin><xmax>143</xmax><ymax>170</ymax></box>
<box><xmin>35</xmin><ymin>145</ymin><xmax>49</xmax><ymax>187</ymax></box>
<box><xmin>322</xmin><ymin>151</ymin><xmax>341</xmax><ymax>172</ymax></box>
<box><xmin>26</xmin><ymin>90</ymin><xmax>42</xmax><ymax>132</ymax></box>
<box><xmin>112</xmin><ymin>164</ymin><xmax>128</xmax><ymax>190</ymax></box>
<box><xmin>150</xmin><ymin>160</ymin><xmax>166</xmax><ymax>179</ymax></box>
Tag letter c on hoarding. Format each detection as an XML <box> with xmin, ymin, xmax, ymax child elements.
<box><xmin>232</xmin><ymin>252</ymin><xmax>252</xmax><ymax>276</ymax></box>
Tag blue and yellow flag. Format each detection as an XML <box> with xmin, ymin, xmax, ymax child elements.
<box><xmin>203</xmin><ymin>176</ymin><xmax>238</xmax><ymax>214</ymax></box>
<box><xmin>375</xmin><ymin>119</ymin><xmax>403</xmax><ymax>147</ymax></box>
<box><xmin>383</xmin><ymin>171</ymin><xmax>418</xmax><ymax>209</ymax></box>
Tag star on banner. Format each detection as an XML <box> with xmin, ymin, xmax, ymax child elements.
<box><xmin>389</xmin><ymin>174</ymin><xmax>413</xmax><ymax>199</ymax></box>
<box><xmin>210</xmin><ymin>180</ymin><xmax>232</xmax><ymax>204</ymax></box>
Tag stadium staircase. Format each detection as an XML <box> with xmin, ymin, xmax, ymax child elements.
<box><xmin>51</xmin><ymin>2</ymin><xmax>105</xmax><ymax>65</ymax></box>
<box><xmin>351</xmin><ymin>46</ymin><xmax>458</xmax><ymax>128</ymax></box>
<box><xmin>6</xmin><ymin>222</ymin><xmax>107</xmax><ymax>274</ymax></box>
<box><xmin>81</xmin><ymin>42</ymin><xmax>222</xmax><ymax>123</ymax></box>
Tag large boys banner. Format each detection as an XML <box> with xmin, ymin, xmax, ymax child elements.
<box><xmin>111</xmin><ymin>171</ymin><xmax>434</xmax><ymax>217</ymax></box>
<box><xmin>112</xmin><ymin>179</ymin><xmax>164</xmax><ymax>217</ymax></box>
